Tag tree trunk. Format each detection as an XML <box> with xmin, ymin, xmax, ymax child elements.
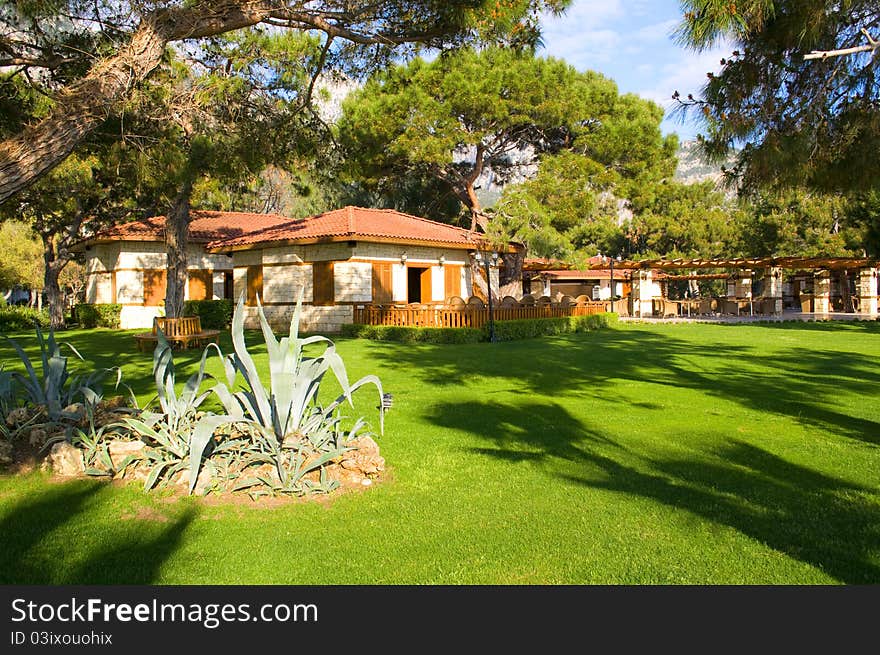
<box><xmin>164</xmin><ymin>177</ymin><xmax>195</xmax><ymax>319</ymax></box>
<box><xmin>498</xmin><ymin>251</ymin><xmax>524</xmax><ymax>297</ymax></box>
<box><xmin>0</xmin><ymin>5</ymin><xmax>268</xmax><ymax>203</ymax></box>
<box><xmin>42</xmin><ymin>235</ymin><xmax>69</xmax><ymax>329</ymax></box>
<box><xmin>465</xmin><ymin>143</ymin><xmax>486</xmax><ymax>232</ymax></box>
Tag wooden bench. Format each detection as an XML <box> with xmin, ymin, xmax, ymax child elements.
<box><xmin>134</xmin><ymin>316</ymin><xmax>221</xmax><ymax>352</ymax></box>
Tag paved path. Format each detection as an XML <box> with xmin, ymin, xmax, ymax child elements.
<box><xmin>620</xmin><ymin>311</ymin><xmax>875</xmax><ymax>324</ymax></box>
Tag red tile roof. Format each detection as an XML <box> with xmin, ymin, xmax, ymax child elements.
<box><xmin>89</xmin><ymin>211</ymin><xmax>290</xmax><ymax>244</ymax></box>
<box><xmin>206</xmin><ymin>206</ymin><xmax>485</xmax><ymax>251</ymax></box>
<box><xmin>85</xmin><ymin>207</ymin><xmax>491</xmax><ymax>251</ymax></box>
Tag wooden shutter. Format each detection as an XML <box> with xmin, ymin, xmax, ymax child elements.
<box><xmin>246</xmin><ymin>265</ymin><xmax>263</xmax><ymax>306</ymax></box>
<box><xmin>313</xmin><ymin>261</ymin><xmax>334</xmax><ymax>305</ymax></box>
<box><xmin>371</xmin><ymin>262</ymin><xmax>393</xmax><ymax>304</ymax></box>
<box><xmin>444</xmin><ymin>265</ymin><xmax>461</xmax><ymax>300</ymax></box>
<box><xmin>420</xmin><ymin>268</ymin><xmax>432</xmax><ymax>303</ymax></box>
<box><xmin>188</xmin><ymin>270</ymin><xmax>212</xmax><ymax>301</ymax></box>
<box><xmin>143</xmin><ymin>269</ymin><xmax>166</xmax><ymax>306</ymax></box>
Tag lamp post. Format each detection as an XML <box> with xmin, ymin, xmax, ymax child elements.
<box><xmin>604</xmin><ymin>254</ymin><xmax>622</xmax><ymax>312</ymax></box>
<box><xmin>474</xmin><ymin>250</ymin><xmax>499</xmax><ymax>342</ymax></box>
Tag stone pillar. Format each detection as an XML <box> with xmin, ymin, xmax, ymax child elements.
<box><xmin>632</xmin><ymin>270</ymin><xmax>654</xmax><ymax>317</ymax></box>
<box><xmin>858</xmin><ymin>268</ymin><xmax>878</xmax><ymax>318</ymax></box>
<box><xmin>541</xmin><ymin>274</ymin><xmax>551</xmax><ymax>297</ymax></box>
<box><xmin>813</xmin><ymin>270</ymin><xmax>831</xmax><ymax>314</ymax></box>
<box><xmin>735</xmin><ymin>270</ymin><xmax>753</xmax><ymax>299</ymax></box>
<box><xmin>765</xmin><ymin>267</ymin><xmax>783</xmax><ymax>314</ymax></box>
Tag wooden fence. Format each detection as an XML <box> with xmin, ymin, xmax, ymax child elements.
<box><xmin>353</xmin><ymin>302</ymin><xmax>610</xmax><ymax>329</ymax></box>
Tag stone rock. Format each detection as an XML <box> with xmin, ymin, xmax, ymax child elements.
<box><xmin>107</xmin><ymin>439</ymin><xmax>146</xmax><ymax>470</ymax></box>
<box><xmin>0</xmin><ymin>439</ymin><xmax>13</xmax><ymax>465</ymax></box>
<box><xmin>28</xmin><ymin>428</ymin><xmax>48</xmax><ymax>448</ymax></box>
<box><xmin>339</xmin><ymin>436</ymin><xmax>385</xmax><ymax>477</ymax></box>
<box><xmin>61</xmin><ymin>403</ymin><xmax>86</xmax><ymax>422</ymax></box>
<box><xmin>168</xmin><ymin>469</ymin><xmax>188</xmax><ymax>488</ymax></box>
<box><xmin>194</xmin><ymin>466</ymin><xmax>214</xmax><ymax>496</ymax></box>
<box><xmin>325</xmin><ymin>463</ymin><xmax>366</xmax><ymax>487</ymax></box>
<box><xmin>44</xmin><ymin>442</ymin><xmax>84</xmax><ymax>477</ymax></box>
<box><xmin>5</xmin><ymin>407</ymin><xmax>29</xmax><ymax>427</ymax></box>
<box><xmin>117</xmin><ymin>461</ymin><xmax>150</xmax><ymax>484</ymax></box>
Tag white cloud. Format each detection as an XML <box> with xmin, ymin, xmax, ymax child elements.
<box><xmin>637</xmin><ymin>42</ymin><xmax>732</xmax><ymax>138</ymax></box>
<box><xmin>542</xmin><ymin>28</ymin><xmax>622</xmax><ymax>65</ymax></box>
<box><xmin>635</xmin><ymin>18</ymin><xmax>679</xmax><ymax>43</ymax></box>
<box><xmin>538</xmin><ymin>0</ymin><xmax>733</xmax><ymax>139</ymax></box>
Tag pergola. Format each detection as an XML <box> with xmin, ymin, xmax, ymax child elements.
<box><xmin>586</xmin><ymin>256</ymin><xmax>879</xmax><ymax>271</ymax></box>
<box><xmin>525</xmin><ymin>255</ymin><xmax>880</xmax><ymax>318</ymax></box>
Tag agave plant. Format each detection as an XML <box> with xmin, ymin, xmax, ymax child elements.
<box><xmin>1</xmin><ymin>325</ymin><xmax>120</xmax><ymax>422</ymax></box>
<box><xmin>211</xmin><ymin>290</ymin><xmax>384</xmax><ymax>493</ymax></box>
<box><xmin>67</xmin><ymin>404</ymin><xmax>137</xmax><ymax>478</ymax></box>
<box><xmin>123</xmin><ymin>330</ymin><xmax>240</xmax><ymax>493</ymax></box>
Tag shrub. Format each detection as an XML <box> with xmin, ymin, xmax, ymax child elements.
<box><xmin>570</xmin><ymin>312</ymin><xmax>619</xmax><ymax>332</ymax></box>
<box><xmin>2</xmin><ymin>325</ymin><xmax>121</xmax><ymax>422</ymax></box>
<box><xmin>489</xmin><ymin>317</ymin><xmax>569</xmax><ymax>341</ymax></box>
<box><xmin>123</xmin><ymin>331</ymin><xmax>234</xmax><ymax>492</ymax></box>
<box><xmin>208</xmin><ymin>292</ymin><xmax>385</xmax><ymax>496</ymax></box>
<box><xmin>490</xmin><ymin>313</ymin><xmax>618</xmax><ymax>341</ymax></box>
<box><xmin>75</xmin><ymin>303</ymin><xmax>121</xmax><ymax>329</ymax></box>
<box><xmin>341</xmin><ymin>324</ymin><xmax>483</xmax><ymax>344</ymax></box>
<box><xmin>0</xmin><ymin>306</ymin><xmax>50</xmax><ymax>332</ymax></box>
<box><xmin>183</xmin><ymin>299</ymin><xmax>233</xmax><ymax>329</ymax></box>
<box><xmin>121</xmin><ymin>291</ymin><xmax>385</xmax><ymax>496</ymax></box>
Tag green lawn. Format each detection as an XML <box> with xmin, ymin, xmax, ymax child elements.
<box><xmin>1</xmin><ymin>320</ymin><xmax>878</xmax><ymax>584</ymax></box>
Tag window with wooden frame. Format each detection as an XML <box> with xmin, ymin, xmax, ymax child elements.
<box><xmin>312</xmin><ymin>261</ymin><xmax>334</xmax><ymax>305</ymax></box>
<box><xmin>187</xmin><ymin>269</ymin><xmax>212</xmax><ymax>301</ymax></box>
<box><xmin>223</xmin><ymin>271</ymin><xmax>234</xmax><ymax>300</ymax></box>
<box><xmin>246</xmin><ymin>265</ymin><xmax>263</xmax><ymax>306</ymax></box>
<box><xmin>143</xmin><ymin>269</ymin><xmax>166</xmax><ymax>306</ymax></box>
<box><xmin>371</xmin><ymin>262</ymin><xmax>393</xmax><ymax>304</ymax></box>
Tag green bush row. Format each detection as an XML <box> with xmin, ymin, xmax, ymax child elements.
<box><xmin>340</xmin><ymin>323</ymin><xmax>484</xmax><ymax>344</ymax></box>
<box><xmin>491</xmin><ymin>313</ymin><xmax>618</xmax><ymax>341</ymax></box>
<box><xmin>75</xmin><ymin>303</ymin><xmax>122</xmax><ymax>329</ymax></box>
<box><xmin>342</xmin><ymin>313</ymin><xmax>618</xmax><ymax>344</ymax></box>
<box><xmin>0</xmin><ymin>306</ymin><xmax>51</xmax><ymax>332</ymax></box>
<box><xmin>183</xmin><ymin>299</ymin><xmax>233</xmax><ymax>329</ymax></box>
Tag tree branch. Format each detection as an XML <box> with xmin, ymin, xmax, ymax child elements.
<box><xmin>803</xmin><ymin>29</ymin><xmax>879</xmax><ymax>60</ymax></box>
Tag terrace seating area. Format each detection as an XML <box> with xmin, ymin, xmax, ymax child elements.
<box><xmin>658</xmin><ymin>296</ymin><xmax>771</xmax><ymax>317</ymax></box>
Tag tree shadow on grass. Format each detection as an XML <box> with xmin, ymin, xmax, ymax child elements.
<box><xmin>428</xmin><ymin>398</ymin><xmax>880</xmax><ymax>583</ymax></box>
<box><xmin>0</xmin><ymin>479</ymin><xmax>196</xmax><ymax>584</ymax></box>
<box><xmin>64</xmin><ymin>506</ymin><xmax>196</xmax><ymax>584</ymax></box>
<box><xmin>566</xmin><ymin>441</ymin><xmax>880</xmax><ymax>584</ymax></box>
<box><xmin>429</xmin><ymin>399</ymin><xmax>620</xmax><ymax>465</ymax></box>
<box><xmin>364</xmin><ymin>324</ymin><xmax>880</xmax><ymax>447</ymax></box>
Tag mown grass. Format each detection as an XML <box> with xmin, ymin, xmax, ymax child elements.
<box><xmin>0</xmin><ymin>320</ymin><xmax>878</xmax><ymax>584</ymax></box>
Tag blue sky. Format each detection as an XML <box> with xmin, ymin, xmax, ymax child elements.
<box><xmin>538</xmin><ymin>0</ymin><xmax>731</xmax><ymax>141</ymax></box>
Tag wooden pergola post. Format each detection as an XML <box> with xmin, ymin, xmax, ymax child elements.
<box><xmin>858</xmin><ymin>268</ymin><xmax>878</xmax><ymax>318</ymax></box>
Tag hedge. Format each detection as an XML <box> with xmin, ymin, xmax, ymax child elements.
<box><xmin>0</xmin><ymin>306</ymin><xmax>51</xmax><ymax>332</ymax></box>
<box><xmin>183</xmin><ymin>299</ymin><xmax>233</xmax><ymax>329</ymax></box>
<box><xmin>75</xmin><ymin>303</ymin><xmax>122</xmax><ymax>329</ymax></box>
<box><xmin>342</xmin><ymin>313</ymin><xmax>618</xmax><ymax>344</ymax></box>
<box><xmin>340</xmin><ymin>324</ymin><xmax>483</xmax><ymax>344</ymax></box>
<box><xmin>490</xmin><ymin>312</ymin><xmax>618</xmax><ymax>341</ymax></box>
